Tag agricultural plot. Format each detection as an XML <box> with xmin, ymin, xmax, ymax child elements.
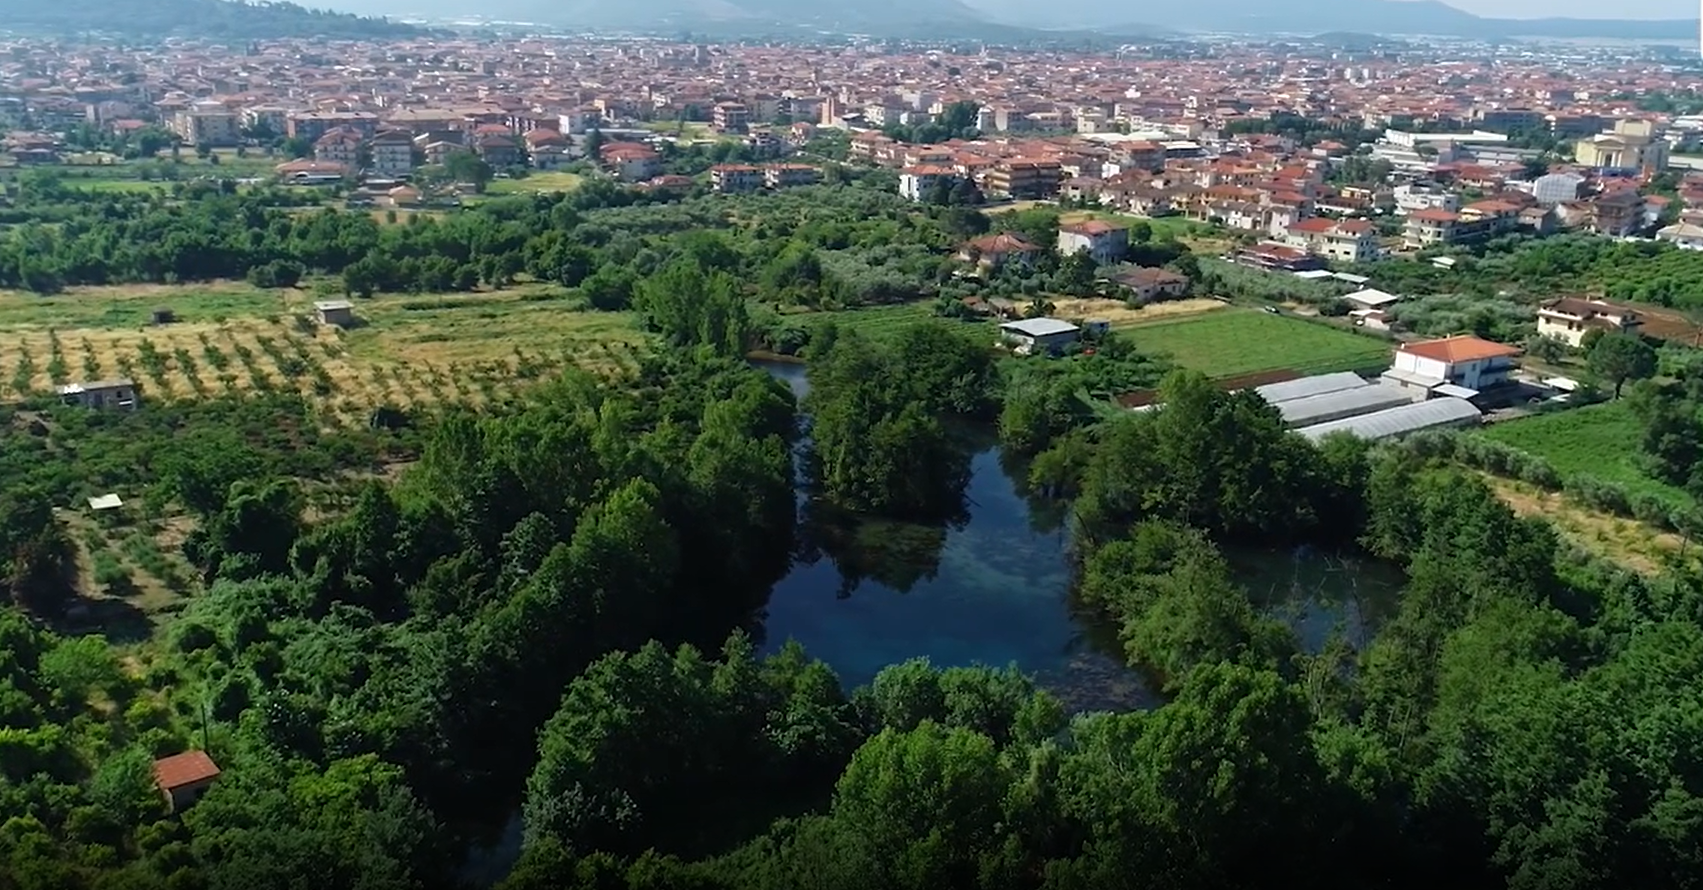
<box><xmin>1118</xmin><ymin>309</ymin><xmax>1394</xmax><ymax>379</ymax></box>
<box><xmin>485</xmin><ymin>171</ymin><xmax>585</xmax><ymax>195</ymax></box>
<box><xmin>0</xmin><ymin>283</ymin><xmax>651</xmax><ymax>423</ymax></box>
<box><xmin>1480</xmin><ymin>401</ymin><xmax>1688</xmax><ymax>508</ymax></box>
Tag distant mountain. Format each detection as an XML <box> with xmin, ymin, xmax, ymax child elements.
<box><xmin>8</xmin><ymin>0</ymin><xmax>426</xmax><ymax>39</ymax></box>
<box><xmin>963</xmin><ymin>0</ymin><xmax>1696</xmax><ymax>40</ymax></box>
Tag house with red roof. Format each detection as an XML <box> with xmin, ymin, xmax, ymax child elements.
<box><xmin>1058</xmin><ymin>219</ymin><xmax>1129</xmax><ymax>264</ymax></box>
<box><xmin>1384</xmin><ymin>335</ymin><xmax>1522</xmax><ymax>396</ymax></box>
<box><xmin>959</xmin><ymin>232</ymin><xmax>1043</xmax><ymax>272</ymax></box>
<box><xmin>154</xmin><ymin>750</ymin><xmax>221</xmax><ymax>812</ymax></box>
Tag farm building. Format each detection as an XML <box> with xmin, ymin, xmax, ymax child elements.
<box><xmin>1296</xmin><ymin>397</ymin><xmax>1483</xmax><ymax>442</ymax></box>
<box><xmin>57</xmin><ymin>379</ymin><xmax>138</xmax><ymax>410</ymax></box>
<box><xmin>314</xmin><ymin>300</ymin><xmax>357</xmax><ymax>327</ymax></box>
<box><xmin>999</xmin><ymin>318</ymin><xmax>1081</xmax><ymax>355</ymax></box>
<box><xmin>1252</xmin><ymin>371</ymin><xmax>1373</xmax><ymax>405</ymax></box>
<box><xmin>1273</xmin><ymin>384</ymin><xmax>1417</xmax><ymax>429</ymax></box>
<box><xmin>153</xmin><ymin>750</ymin><xmax>221</xmax><ymax>812</ymax></box>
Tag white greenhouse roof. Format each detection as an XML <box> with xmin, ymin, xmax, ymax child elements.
<box><xmin>1298</xmin><ymin>397</ymin><xmax>1482</xmax><ymax>442</ymax></box>
<box><xmin>1277</xmin><ymin>384</ymin><xmax>1414</xmax><ymax>428</ymax></box>
<box><xmin>1252</xmin><ymin>371</ymin><xmax>1371</xmax><ymax>405</ymax></box>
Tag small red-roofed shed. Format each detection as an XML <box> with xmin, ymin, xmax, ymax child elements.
<box><xmin>154</xmin><ymin>750</ymin><xmax>221</xmax><ymax>811</ymax></box>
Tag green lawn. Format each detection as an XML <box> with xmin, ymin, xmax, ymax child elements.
<box><xmin>1480</xmin><ymin>401</ymin><xmax>1688</xmax><ymax>507</ymax></box>
<box><xmin>1119</xmin><ymin>310</ymin><xmax>1394</xmax><ymax>378</ymax></box>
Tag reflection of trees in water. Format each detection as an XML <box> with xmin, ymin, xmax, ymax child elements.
<box><xmin>794</xmin><ymin>495</ymin><xmax>969</xmax><ymax>598</ymax></box>
<box><xmin>994</xmin><ymin>446</ymin><xmax>1069</xmax><ymax>536</ymax></box>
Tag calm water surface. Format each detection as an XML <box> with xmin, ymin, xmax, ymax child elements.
<box><xmin>751</xmin><ymin>360</ymin><xmax>1403</xmax><ymax>711</ymax></box>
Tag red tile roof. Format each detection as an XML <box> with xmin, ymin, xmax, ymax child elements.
<box><xmin>154</xmin><ymin>750</ymin><xmax>221</xmax><ymax>791</ymax></box>
<box><xmin>1400</xmin><ymin>335</ymin><xmax>1522</xmax><ymax>364</ymax></box>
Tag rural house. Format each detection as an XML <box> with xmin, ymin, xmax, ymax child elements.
<box><xmin>1057</xmin><ymin>219</ymin><xmax>1129</xmax><ymax>265</ymax></box>
<box><xmin>57</xmin><ymin>379</ymin><xmax>138</xmax><ymax>410</ymax></box>
<box><xmin>1535</xmin><ymin>297</ymin><xmax>1642</xmax><ymax>348</ymax></box>
<box><xmin>1381</xmin><ymin>334</ymin><xmax>1521</xmax><ymax>397</ymax></box>
<box><xmin>999</xmin><ymin>318</ymin><xmax>1081</xmax><ymax>355</ymax></box>
<box><xmin>154</xmin><ymin>750</ymin><xmax>221</xmax><ymax>812</ymax></box>
<box><xmin>959</xmin><ymin>232</ymin><xmax>1043</xmax><ymax>272</ymax></box>
<box><xmin>1111</xmin><ymin>266</ymin><xmax>1191</xmax><ymax>303</ymax></box>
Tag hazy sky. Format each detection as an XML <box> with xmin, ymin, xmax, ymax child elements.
<box><xmin>1441</xmin><ymin>0</ymin><xmax>1691</xmax><ymax>18</ymax></box>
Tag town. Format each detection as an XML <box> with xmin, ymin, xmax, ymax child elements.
<box><xmin>4</xmin><ymin>21</ymin><xmax>1703</xmax><ymax>890</ymax></box>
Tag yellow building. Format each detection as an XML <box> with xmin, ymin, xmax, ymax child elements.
<box><xmin>1574</xmin><ymin>119</ymin><xmax>1669</xmax><ymax>172</ymax></box>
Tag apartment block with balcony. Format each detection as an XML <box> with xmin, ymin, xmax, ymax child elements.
<box><xmin>986</xmin><ymin>159</ymin><xmax>1061</xmax><ymax>200</ymax></box>
<box><xmin>712</xmin><ymin>101</ymin><xmax>750</xmax><ymax>133</ymax></box>
<box><xmin>710</xmin><ymin>164</ymin><xmax>763</xmax><ymax>194</ymax></box>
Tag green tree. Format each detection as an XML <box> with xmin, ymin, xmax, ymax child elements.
<box><xmin>1587</xmin><ymin>332</ymin><xmax>1657</xmax><ymax>398</ymax></box>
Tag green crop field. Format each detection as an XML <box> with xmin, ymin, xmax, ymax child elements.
<box><xmin>1480</xmin><ymin>401</ymin><xmax>1688</xmax><ymax>507</ymax></box>
<box><xmin>1119</xmin><ymin>310</ymin><xmax>1394</xmax><ymax>378</ymax></box>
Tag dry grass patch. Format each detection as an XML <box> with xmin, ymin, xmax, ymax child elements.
<box><xmin>1052</xmin><ymin>296</ymin><xmax>1227</xmax><ymax>329</ymax></box>
<box><xmin>1484</xmin><ymin>475</ymin><xmax>1693</xmax><ymax>575</ymax></box>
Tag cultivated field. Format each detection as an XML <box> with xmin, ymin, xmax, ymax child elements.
<box><xmin>1480</xmin><ymin>401</ymin><xmax>1688</xmax><ymax>508</ymax></box>
<box><xmin>0</xmin><ymin>282</ymin><xmax>651</xmax><ymax>422</ymax></box>
<box><xmin>1053</xmin><ymin>296</ymin><xmax>1226</xmax><ymax>329</ymax></box>
<box><xmin>1118</xmin><ymin>309</ymin><xmax>1394</xmax><ymax>379</ymax></box>
<box><xmin>485</xmin><ymin>170</ymin><xmax>585</xmax><ymax>195</ymax></box>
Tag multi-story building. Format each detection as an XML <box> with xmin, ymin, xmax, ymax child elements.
<box><xmin>313</xmin><ymin>127</ymin><xmax>363</xmax><ymax>169</ymax></box>
<box><xmin>712</xmin><ymin>101</ymin><xmax>749</xmax><ymax>133</ymax></box>
<box><xmin>1057</xmin><ymin>220</ymin><xmax>1129</xmax><ymax>265</ymax></box>
<box><xmin>524</xmin><ymin>129</ymin><xmax>570</xmax><ymax>169</ymax></box>
<box><xmin>1536</xmin><ymin>298</ymin><xmax>1643</xmax><ymax>348</ymax></box>
<box><xmin>172</xmin><ymin>109</ymin><xmax>239</xmax><ymax>146</ymax></box>
<box><xmin>710</xmin><ymin>163</ymin><xmax>763</xmax><ymax>193</ymax></box>
<box><xmin>899</xmin><ymin>164</ymin><xmax>956</xmax><ymax>202</ymax></box>
<box><xmin>1283</xmin><ymin>218</ymin><xmax>1381</xmax><ymax>264</ymax></box>
<box><xmin>1574</xmin><ymin>119</ymin><xmax>1669</xmax><ymax>173</ymax></box>
<box><xmin>287</xmin><ymin>111</ymin><xmax>380</xmax><ymax>142</ymax></box>
<box><xmin>604</xmin><ymin>145</ymin><xmax>661</xmax><ymax>182</ymax></box>
<box><xmin>1404</xmin><ymin>208</ymin><xmax>1460</xmax><ymax>249</ymax></box>
<box><xmin>986</xmin><ymin>159</ymin><xmax>1061</xmax><ymax>200</ymax></box>
<box><xmin>764</xmin><ymin>164</ymin><xmax>818</xmax><ymax>189</ymax></box>
<box><xmin>368</xmin><ymin>128</ymin><xmax>415</xmax><ymax>178</ymax></box>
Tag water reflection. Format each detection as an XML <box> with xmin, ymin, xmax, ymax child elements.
<box><xmin>753</xmin><ymin>359</ymin><xmax>1150</xmax><ymax>713</ymax></box>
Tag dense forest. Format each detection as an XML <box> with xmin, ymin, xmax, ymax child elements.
<box><xmin>6</xmin><ymin>0</ymin><xmax>425</xmax><ymax>39</ymax></box>
<box><xmin>4</xmin><ymin>172</ymin><xmax>1703</xmax><ymax>889</ymax></box>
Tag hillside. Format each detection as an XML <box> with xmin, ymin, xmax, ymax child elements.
<box><xmin>965</xmin><ymin>0</ymin><xmax>1695</xmax><ymax>39</ymax></box>
<box><xmin>9</xmin><ymin>0</ymin><xmax>426</xmax><ymax>39</ymax></box>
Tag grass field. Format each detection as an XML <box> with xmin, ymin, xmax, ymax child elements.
<box><xmin>1118</xmin><ymin>309</ymin><xmax>1394</xmax><ymax>378</ymax></box>
<box><xmin>1480</xmin><ymin>401</ymin><xmax>1688</xmax><ymax>508</ymax></box>
<box><xmin>486</xmin><ymin>171</ymin><xmax>585</xmax><ymax>195</ymax></box>
<box><xmin>0</xmin><ymin>282</ymin><xmax>651</xmax><ymax>421</ymax></box>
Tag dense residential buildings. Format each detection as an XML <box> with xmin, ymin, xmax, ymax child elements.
<box><xmin>0</xmin><ymin>31</ymin><xmax>1697</xmax><ymax>255</ymax></box>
